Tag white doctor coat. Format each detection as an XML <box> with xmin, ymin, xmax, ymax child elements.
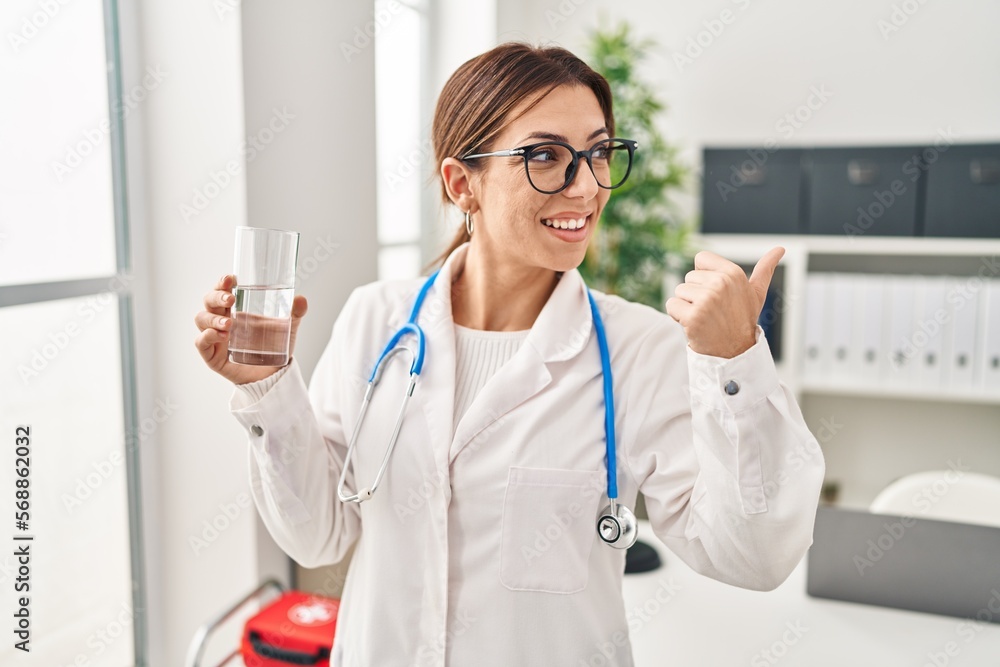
<box><xmin>229</xmin><ymin>242</ymin><xmax>825</xmax><ymax>667</ymax></box>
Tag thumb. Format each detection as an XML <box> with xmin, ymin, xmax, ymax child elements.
<box><xmin>748</xmin><ymin>246</ymin><xmax>784</xmax><ymax>303</ymax></box>
<box><xmin>290</xmin><ymin>294</ymin><xmax>308</xmax><ymax>322</ymax></box>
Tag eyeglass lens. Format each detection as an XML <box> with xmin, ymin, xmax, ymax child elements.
<box><xmin>524</xmin><ymin>139</ymin><xmax>632</xmax><ymax>193</ymax></box>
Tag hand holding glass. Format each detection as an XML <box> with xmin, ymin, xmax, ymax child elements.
<box><xmin>228</xmin><ymin>226</ymin><xmax>300</xmax><ymax>366</ymax></box>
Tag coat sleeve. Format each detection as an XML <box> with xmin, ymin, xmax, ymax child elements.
<box><xmin>622</xmin><ymin>318</ymin><xmax>826</xmax><ymax>591</ymax></box>
<box><xmin>229</xmin><ymin>289</ymin><xmax>363</xmax><ymax>569</ymax></box>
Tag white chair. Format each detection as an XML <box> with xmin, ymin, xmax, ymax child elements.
<box><xmin>870</xmin><ymin>470</ymin><xmax>1000</xmax><ymax>528</ymax></box>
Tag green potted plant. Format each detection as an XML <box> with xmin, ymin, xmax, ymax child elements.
<box><xmin>580</xmin><ymin>22</ymin><xmax>692</xmax><ymax>310</ymax></box>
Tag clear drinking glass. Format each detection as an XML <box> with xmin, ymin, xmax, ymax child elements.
<box><xmin>228</xmin><ymin>226</ymin><xmax>300</xmax><ymax>366</ymax></box>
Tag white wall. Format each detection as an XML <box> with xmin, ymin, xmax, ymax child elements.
<box><xmin>499</xmin><ymin>0</ymin><xmax>1000</xmax><ymax>218</ymax></box>
<box><xmin>126</xmin><ymin>0</ymin><xmax>377</xmax><ymax>663</ymax></box>
<box><xmin>124</xmin><ymin>0</ymin><xmax>253</xmax><ymax>663</ymax></box>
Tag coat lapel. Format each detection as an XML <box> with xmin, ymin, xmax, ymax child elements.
<box><xmin>448</xmin><ymin>260</ymin><xmax>593</xmax><ymax>463</ymax></box>
<box><xmin>383</xmin><ymin>247</ymin><xmax>462</xmax><ymax>480</ymax></box>
<box><xmin>383</xmin><ymin>242</ymin><xmax>596</xmax><ymax>468</ymax></box>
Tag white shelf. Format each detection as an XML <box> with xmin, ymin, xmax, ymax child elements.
<box><xmin>799</xmin><ymin>379</ymin><xmax>1000</xmax><ymax>406</ymax></box>
<box><xmin>693</xmin><ymin>233</ymin><xmax>1000</xmax><ymax>257</ymax></box>
<box><xmin>687</xmin><ymin>232</ymin><xmax>1000</xmax><ymax>407</ymax></box>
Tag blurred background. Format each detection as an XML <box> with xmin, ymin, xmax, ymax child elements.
<box><xmin>1</xmin><ymin>0</ymin><xmax>999</xmax><ymax>665</ymax></box>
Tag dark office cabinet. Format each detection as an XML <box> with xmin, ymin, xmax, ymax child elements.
<box><xmin>701</xmin><ymin>148</ymin><xmax>803</xmax><ymax>234</ymax></box>
<box><xmin>924</xmin><ymin>143</ymin><xmax>1000</xmax><ymax>238</ymax></box>
<box><xmin>806</xmin><ymin>146</ymin><xmax>923</xmax><ymax>237</ymax></box>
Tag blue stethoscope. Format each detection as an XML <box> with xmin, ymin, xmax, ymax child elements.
<box><xmin>336</xmin><ymin>270</ymin><xmax>638</xmax><ymax>549</ymax></box>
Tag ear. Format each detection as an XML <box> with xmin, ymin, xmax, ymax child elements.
<box><xmin>441</xmin><ymin>157</ymin><xmax>479</xmax><ymax>214</ymax></box>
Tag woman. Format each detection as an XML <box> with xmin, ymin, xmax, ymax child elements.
<box><xmin>195</xmin><ymin>42</ymin><xmax>825</xmax><ymax>666</ymax></box>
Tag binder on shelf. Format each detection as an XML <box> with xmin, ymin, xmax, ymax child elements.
<box><xmin>915</xmin><ymin>277</ymin><xmax>947</xmax><ymax>388</ymax></box>
<box><xmin>944</xmin><ymin>276</ymin><xmax>979</xmax><ymax>390</ymax></box>
<box><xmin>981</xmin><ymin>279</ymin><xmax>1000</xmax><ymax>392</ymax></box>
<box><xmin>802</xmin><ymin>273</ymin><xmax>829</xmax><ymax>383</ymax></box>
<box><xmin>853</xmin><ymin>273</ymin><xmax>886</xmax><ymax>384</ymax></box>
<box><xmin>828</xmin><ymin>273</ymin><xmax>855</xmax><ymax>382</ymax></box>
<box><xmin>885</xmin><ymin>275</ymin><xmax>918</xmax><ymax>386</ymax></box>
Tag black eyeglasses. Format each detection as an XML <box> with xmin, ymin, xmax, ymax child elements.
<box><xmin>461</xmin><ymin>138</ymin><xmax>638</xmax><ymax>195</ymax></box>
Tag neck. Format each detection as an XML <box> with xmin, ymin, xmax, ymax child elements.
<box><xmin>451</xmin><ymin>242</ymin><xmax>559</xmax><ymax>331</ymax></box>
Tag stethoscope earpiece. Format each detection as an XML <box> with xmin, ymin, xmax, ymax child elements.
<box><xmin>597</xmin><ymin>500</ymin><xmax>637</xmax><ymax>550</ymax></box>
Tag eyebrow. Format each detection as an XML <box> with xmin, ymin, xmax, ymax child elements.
<box><xmin>516</xmin><ymin>127</ymin><xmax>610</xmax><ymax>145</ymax></box>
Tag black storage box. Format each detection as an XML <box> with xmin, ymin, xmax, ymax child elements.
<box><xmin>701</xmin><ymin>147</ymin><xmax>804</xmax><ymax>234</ymax></box>
<box><xmin>924</xmin><ymin>143</ymin><xmax>1000</xmax><ymax>238</ymax></box>
<box><xmin>806</xmin><ymin>146</ymin><xmax>923</xmax><ymax>237</ymax></box>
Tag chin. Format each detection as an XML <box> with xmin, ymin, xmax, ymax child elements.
<box><xmin>548</xmin><ymin>247</ymin><xmax>590</xmax><ymax>274</ymax></box>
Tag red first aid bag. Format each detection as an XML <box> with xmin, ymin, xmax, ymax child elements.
<box><xmin>240</xmin><ymin>591</ymin><xmax>339</xmax><ymax>666</ymax></box>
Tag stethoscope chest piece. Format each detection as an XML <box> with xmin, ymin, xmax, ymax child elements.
<box><xmin>597</xmin><ymin>500</ymin><xmax>637</xmax><ymax>549</ymax></box>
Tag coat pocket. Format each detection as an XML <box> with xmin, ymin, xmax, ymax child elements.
<box><xmin>499</xmin><ymin>466</ymin><xmax>605</xmax><ymax>594</ymax></box>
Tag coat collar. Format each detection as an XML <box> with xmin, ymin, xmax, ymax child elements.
<box><xmin>385</xmin><ymin>242</ymin><xmax>596</xmax><ymax>463</ymax></box>
<box><xmin>387</xmin><ymin>242</ymin><xmax>595</xmax><ymax>362</ymax></box>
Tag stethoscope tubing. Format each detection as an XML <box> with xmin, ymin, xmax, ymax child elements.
<box><xmin>338</xmin><ymin>269</ymin><xmax>622</xmax><ymax>506</ymax></box>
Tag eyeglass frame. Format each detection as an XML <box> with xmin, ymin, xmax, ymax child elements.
<box><xmin>460</xmin><ymin>137</ymin><xmax>639</xmax><ymax>195</ymax></box>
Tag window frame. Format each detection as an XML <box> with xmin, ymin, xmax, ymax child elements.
<box><xmin>0</xmin><ymin>0</ymin><xmax>149</xmax><ymax>662</ymax></box>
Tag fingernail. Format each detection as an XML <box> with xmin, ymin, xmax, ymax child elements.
<box><xmin>220</xmin><ymin>317</ymin><xmax>230</xmax><ymax>327</ymax></box>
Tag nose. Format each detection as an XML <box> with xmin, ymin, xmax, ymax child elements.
<box><xmin>562</xmin><ymin>157</ymin><xmax>600</xmax><ymax>199</ymax></box>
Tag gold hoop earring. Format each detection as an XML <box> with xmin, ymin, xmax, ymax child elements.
<box><xmin>465</xmin><ymin>210</ymin><xmax>474</xmax><ymax>236</ymax></box>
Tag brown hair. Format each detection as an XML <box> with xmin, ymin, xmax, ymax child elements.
<box><xmin>429</xmin><ymin>42</ymin><xmax>615</xmax><ymax>268</ymax></box>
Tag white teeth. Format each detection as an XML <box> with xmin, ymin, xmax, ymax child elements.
<box><xmin>542</xmin><ymin>217</ymin><xmax>587</xmax><ymax>230</ymax></box>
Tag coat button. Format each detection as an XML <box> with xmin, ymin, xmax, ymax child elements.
<box><xmin>250</xmin><ymin>424</ymin><xmax>264</xmax><ymax>436</ymax></box>
<box><xmin>724</xmin><ymin>380</ymin><xmax>740</xmax><ymax>395</ymax></box>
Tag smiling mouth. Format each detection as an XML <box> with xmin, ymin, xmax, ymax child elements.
<box><xmin>541</xmin><ymin>215</ymin><xmax>589</xmax><ymax>230</ymax></box>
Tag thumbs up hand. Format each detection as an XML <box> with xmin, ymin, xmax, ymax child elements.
<box><xmin>666</xmin><ymin>246</ymin><xmax>784</xmax><ymax>359</ymax></box>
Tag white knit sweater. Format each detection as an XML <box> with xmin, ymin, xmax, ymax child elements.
<box><xmin>451</xmin><ymin>323</ymin><xmax>529</xmax><ymax>432</ymax></box>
